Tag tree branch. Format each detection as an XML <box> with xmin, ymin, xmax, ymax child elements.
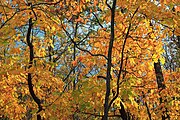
<box><xmin>108</xmin><ymin>7</ymin><xmax>139</xmax><ymax>111</ymax></box>
<box><xmin>61</xmin><ymin>21</ymin><xmax>108</xmax><ymax>60</ymax></box>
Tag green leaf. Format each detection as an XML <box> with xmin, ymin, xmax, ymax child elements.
<box><xmin>52</xmin><ymin>104</ymin><xmax>57</xmax><ymax>111</ymax></box>
<box><xmin>31</xmin><ymin>109</ymin><xmax>37</xmax><ymax>114</ymax></box>
<box><xmin>52</xmin><ymin>91</ymin><xmax>62</xmax><ymax>96</ymax></box>
<box><xmin>0</xmin><ymin>40</ymin><xmax>9</xmax><ymax>45</ymax></box>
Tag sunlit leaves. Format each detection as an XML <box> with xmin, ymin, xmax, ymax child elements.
<box><xmin>0</xmin><ymin>0</ymin><xmax>179</xmax><ymax>119</ymax></box>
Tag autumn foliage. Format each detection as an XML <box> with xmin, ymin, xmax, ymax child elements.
<box><xmin>0</xmin><ymin>0</ymin><xmax>179</xmax><ymax>120</ymax></box>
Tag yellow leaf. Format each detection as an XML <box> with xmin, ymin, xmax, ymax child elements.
<box><xmin>40</xmin><ymin>48</ymin><xmax>46</xmax><ymax>56</ymax></box>
<box><xmin>115</xmin><ymin>97</ymin><xmax>121</xmax><ymax>107</ymax></box>
<box><xmin>150</xmin><ymin>89</ymin><xmax>154</xmax><ymax>94</ymax></box>
<box><xmin>112</xmin><ymin>57</ymin><xmax>116</xmax><ymax>63</ymax></box>
<box><xmin>49</xmin><ymin>39</ymin><xmax>53</xmax><ymax>44</ymax></box>
<box><xmin>150</xmin><ymin>33</ymin><xmax>156</xmax><ymax>39</ymax></box>
<box><xmin>152</xmin><ymin>54</ymin><xmax>158</xmax><ymax>62</ymax></box>
<box><xmin>159</xmin><ymin>56</ymin><xmax>165</xmax><ymax>65</ymax></box>
<box><xmin>52</xmin><ymin>26</ymin><xmax>56</xmax><ymax>32</ymax></box>
<box><xmin>129</xmin><ymin>96</ymin><xmax>138</xmax><ymax>108</ymax></box>
<box><xmin>144</xmin><ymin>19</ymin><xmax>150</xmax><ymax>27</ymax></box>
<box><xmin>129</xmin><ymin>58</ymin><xmax>135</xmax><ymax>65</ymax></box>
<box><xmin>68</xmin><ymin>46</ymin><xmax>72</xmax><ymax>52</ymax></box>
<box><xmin>50</xmin><ymin>43</ymin><xmax>54</xmax><ymax>48</ymax></box>
<box><xmin>156</xmin><ymin>47</ymin><xmax>164</xmax><ymax>54</ymax></box>
<box><xmin>148</xmin><ymin>63</ymin><xmax>153</xmax><ymax>71</ymax></box>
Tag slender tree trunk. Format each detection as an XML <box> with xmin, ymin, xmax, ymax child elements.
<box><xmin>144</xmin><ymin>101</ymin><xmax>152</xmax><ymax>120</ymax></box>
<box><xmin>103</xmin><ymin>0</ymin><xmax>116</xmax><ymax>120</ymax></box>
<box><xmin>73</xmin><ymin>42</ymin><xmax>76</xmax><ymax>90</ymax></box>
<box><xmin>119</xmin><ymin>102</ymin><xmax>128</xmax><ymax>120</ymax></box>
<box><xmin>177</xmin><ymin>36</ymin><xmax>180</xmax><ymax>48</ymax></box>
<box><xmin>154</xmin><ymin>60</ymin><xmax>169</xmax><ymax>120</ymax></box>
<box><xmin>73</xmin><ymin>23</ymin><xmax>78</xmax><ymax>90</ymax></box>
<box><xmin>26</xmin><ymin>18</ymin><xmax>42</xmax><ymax>120</ymax></box>
<box><xmin>154</xmin><ymin>60</ymin><xmax>166</xmax><ymax>90</ymax></box>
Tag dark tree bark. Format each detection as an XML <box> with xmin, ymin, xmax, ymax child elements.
<box><xmin>154</xmin><ymin>60</ymin><xmax>169</xmax><ymax>120</ymax></box>
<box><xmin>177</xmin><ymin>36</ymin><xmax>180</xmax><ymax>48</ymax></box>
<box><xmin>142</xmin><ymin>92</ymin><xmax>152</xmax><ymax>120</ymax></box>
<box><xmin>103</xmin><ymin>0</ymin><xmax>116</xmax><ymax>120</ymax></box>
<box><xmin>119</xmin><ymin>102</ymin><xmax>128</xmax><ymax>120</ymax></box>
<box><xmin>144</xmin><ymin>101</ymin><xmax>152</xmax><ymax>120</ymax></box>
<box><xmin>26</xmin><ymin>18</ymin><xmax>42</xmax><ymax>120</ymax></box>
<box><xmin>154</xmin><ymin>60</ymin><xmax>166</xmax><ymax>90</ymax></box>
<box><xmin>73</xmin><ymin>23</ymin><xmax>78</xmax><ymax>90</ymax></box>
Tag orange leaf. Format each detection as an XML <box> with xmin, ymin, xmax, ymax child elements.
<box><xmin>72</xmin><ymin>60</ymin><xmax>78</xmax><ymax>66</ymax></box>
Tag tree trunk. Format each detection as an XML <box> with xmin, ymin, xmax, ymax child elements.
<box><xmin>154</xmin><ymin>60</ymin><xmax>169</xmax><ymax>120</ymax></box>
<box><xmin>154</xmin><ymin>60</ymin><xmax>166</xmax><ymax>90</ymax></box>
<box><xmin>103</xmin><ymin>0</ymin><xmax>116</xmax><ymax>120</ymax></box>
<box><xmin>26</xmin><ymin>18</ymin><xmax>42</xmax><ymax>120</ymax></box>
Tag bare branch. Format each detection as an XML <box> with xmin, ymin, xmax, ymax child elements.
<box><xmin>61</xmin><ymin>21</ymin><xmax>108</xmax><ymax>60</ymax></box>
<box><xmin>108</xmin><ymin>7</ymin><xmax>139</xmax><ymax>110</ymax></box>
